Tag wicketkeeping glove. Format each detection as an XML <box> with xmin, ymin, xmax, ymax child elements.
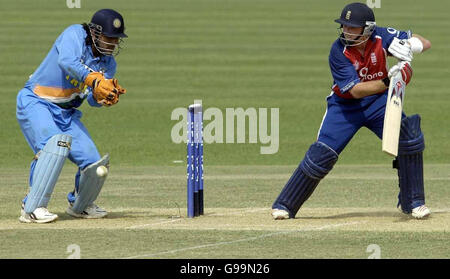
<box><xmin>84</xmin><ymin>72</ymin><xmax>126</xmax><ymax>106</ymax></box>
<box><xmin>96</xmin><ymin>79</ymin><xmax>127</xmax><ymax>106</ymax></box>
<box><xmin>112</xmin><ymin>79</ymin><xmax>126</xmax><ymax>95</ymax></box>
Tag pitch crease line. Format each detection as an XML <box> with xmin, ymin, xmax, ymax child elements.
<box><xmin>125</xmin><ymin>218</ymin><xmax>182</xmax><ymax>229</ymax></box>
<box><xmin>121</xmin><ymin>221</ymin><xmax>364</xmax><ymax>259</ymax></box>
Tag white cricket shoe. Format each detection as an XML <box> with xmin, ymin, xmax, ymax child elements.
<box><xmin>397</xmin><ymin>204</ymin><xmax>431</xmax><ymax>219</ymax></box>
<box><xmin>19</xmin><ymin>206</ymin><xmax>58</xmax><ymax>223</ymax></box>
<box><xmin>411</xmin><ymin>205</ymin><xmax>431</xmax><ymax>219</ymax></box>
<box><xmin>272</xmin><ymin>209</ymin><xmax>290</xmax><ymax>220</ymax></box>
<box><xmin>66</xmin><ymin>203</ymin><xmax>108</xmax><ymax>219</ymax></box>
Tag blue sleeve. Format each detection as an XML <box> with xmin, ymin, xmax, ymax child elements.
<box><xmin>329</xmin><ymin>44</ymin><xmax>360</xmax><ymax>93</ymax></box>
<box><xmin>55</xmin><ymin>25</ymin><xmax>91</xmax><ymax>82</ymax></box>
<box><xmin>87</xmin><ymin>92</ymin><xmax>102</xmax><ymax>107</ymax></box>
<box><xmin>103</xmin><ymin>58</ymin><xmax>117</xmax><ymax>79</ymax></box>
<box><xmin>376</xmin><ymin>26</ymin><xmax>412</xmax><ymax>51</ymax></box>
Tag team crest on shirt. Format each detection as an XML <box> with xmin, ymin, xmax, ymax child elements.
<box><xmin>371</xmin><ymin>52</ymin><xmax>377</xmax><ymax>65</ymax></box>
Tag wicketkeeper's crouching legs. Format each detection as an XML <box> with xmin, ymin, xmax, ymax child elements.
<box><xmin>394</xmin><ymin>114</ymin><xmax>430</xmax><ymax>218</ymax></box>
<box><xmin>272</xmin><ymin>141</ymin><xmax>338</xmax><ymax>219</ymax></box>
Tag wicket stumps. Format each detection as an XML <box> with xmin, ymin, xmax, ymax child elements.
<box><xmin>187</xmin><ymin>104</ymin><xmax>204</xmax><ymax>218</ymax></box>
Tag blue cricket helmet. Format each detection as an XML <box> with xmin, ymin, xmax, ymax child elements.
<box><xmin>335</xmin><ymin>2</ymin><xmax>375</xmax><ymax>27</ymax></box>
<box><xmin>335</xmin><ymin>2</ymin><xmax>376</xmax><ymax>46</ymax></box>
<box><xmin>88</xmin><ymin>9</ymin><xmax>127</xmax><ymax>56</ymax></box>
<box><xmin>90</xmin><ymin>9</ymin><xmax>127</xmax><ymax>38</ymax></box>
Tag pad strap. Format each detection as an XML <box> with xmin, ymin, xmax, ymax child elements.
<box><xmin>398</xmin><ymin>114</ymin><xmax>425</xmax><ymax>155</ymax></box>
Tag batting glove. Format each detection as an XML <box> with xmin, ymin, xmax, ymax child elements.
<box><xmin>388</xmin><ymin>61</ymin><xmax>413</xmax><ymax>85</ymax></box>
<box><xmin>388</xmin><ymin>37</ymin><xmax>413</xmax><ymax>62</ymax></box>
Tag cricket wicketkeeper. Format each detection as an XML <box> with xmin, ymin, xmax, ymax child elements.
<box><xmin>272</xmin><ymin>2</ymin><xmax>432</xmax><ymax>220</ymax></box>
<box><xmin>16</xmin><ymin>9</ymin><xmax>127</xmax><ymax>223</ymax></box>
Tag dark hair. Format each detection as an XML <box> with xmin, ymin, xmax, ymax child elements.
<box><xmin>82</xmin><ymin>23</ymin><xmax>93</xmax><ymax>45</ymax></box>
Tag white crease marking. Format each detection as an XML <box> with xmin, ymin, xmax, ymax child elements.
<box><xmin>125</xmin><ymin>218</ymin><xmax>182</xmax><ymax>229</ymax></box>
<box><xmin>121</xmin><ymin>221</ymin><xmax>364</xmax><ymax>259</ymax></box>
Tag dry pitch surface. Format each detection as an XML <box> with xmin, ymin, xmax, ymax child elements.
<box><xmin>1</xmin><ymin>165</ymin><xmax>449</xmax><ymax>259</ymax></box>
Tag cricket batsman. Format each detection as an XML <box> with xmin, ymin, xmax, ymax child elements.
<box><xmin>272</xmin><ymin>2</ymin><xmax>432</xmax><ymax>220</ymax></box>
<box><xmin>16</xmin><ymin>9</ymin><xmax>127</xmax><ymax>223</ymax></box>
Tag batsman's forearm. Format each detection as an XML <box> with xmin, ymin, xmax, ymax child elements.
<box><xmin>411</xmin><ymin>34</ymin><xmax>431</xmax><ymax>52</ymax></box>
<box><xmin>349</xmin><ymin>80</ymin><xmax>387</xmax><ymax>99</ymax></box>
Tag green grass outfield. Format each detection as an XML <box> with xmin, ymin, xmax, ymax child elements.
<box><xmin>0</xmin><ymin>0</ymin><xmax>449</xmax><ymax>258</ymax></box>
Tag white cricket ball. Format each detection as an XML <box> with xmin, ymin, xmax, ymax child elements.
<box><xmin>96</xmin><ymin>166</ymin><xmax>108</xmax><ymax>177</ymax></box>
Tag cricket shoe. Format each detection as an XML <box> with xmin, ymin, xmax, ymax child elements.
<box><xmin>66</xmin><ymin>203</ymin><xmax>108</xmax><ymax>219</ymax></box>
<box><xmin>411</xmin><ymin>205</ymin><xmax>431</xmax><ymax>219</ymax></box>
<box><xmin>272</xmin><ymin>208</ymin><xmax>290</xmax><ymax>220</ymax></box>
<box><xmin>397</xmin><ymin>204</ymin><xmax>431</xmax><ymax>219</ymax></box>
<box><xmin>19</xmin><ymin>204</ymin><xmax>58</xmax><ymax>223</ymax></box>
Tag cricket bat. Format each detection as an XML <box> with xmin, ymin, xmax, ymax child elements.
<box><xmin>382</xmin><ymin>71</ymin><xmax>406</xmax><ymax>157</ymax></box>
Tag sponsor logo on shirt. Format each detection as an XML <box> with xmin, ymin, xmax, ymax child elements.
<box><xmin>359</xmin><ymin>67</ymin><xmax>384</xmax><ymax>81</ymax></box>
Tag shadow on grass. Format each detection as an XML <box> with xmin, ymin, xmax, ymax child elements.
<box><xmin>53</xmin><ymin>210</ymin><xmax>182</xmax><ymax>222</ymax></box>
<box><xmin>297</xmin><ymin>210</ymin><xmax>416</xmax><ymax>222</ymax></box>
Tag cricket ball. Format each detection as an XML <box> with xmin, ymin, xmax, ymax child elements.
<box><xmin>96</xmin><ymin>166</ymin><xmax>108</xmax><ymax>177</ymax></box>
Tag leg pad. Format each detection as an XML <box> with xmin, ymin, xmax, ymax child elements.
<box><xmin>396</xmin><ymin>115</ymin><xmax>425</xmax><ymax>213</ymax></box>
<box><xmin>272</xmin><ymin>142</ymin><xmax>338</xmax><ymax>218</ymax></box>
<box><xmin>70</xmin><ymin>154</ymin><xmax>109</xmax><ymax>213</ymax></box>
<box><xmin>24</xmin><ymin>134</ymin><xmax>71</xmax><ymax>213</ymax></box>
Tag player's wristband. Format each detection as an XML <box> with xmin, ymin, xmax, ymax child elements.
<box><xmin>408</xmin><ymin>37</ymin><xmax>423</xmax><ymax>53</ymax></box>
<box><xmin>382</xmin><ymin>77</ymin><xmax>390</xmax><ymax>87</ymax></box>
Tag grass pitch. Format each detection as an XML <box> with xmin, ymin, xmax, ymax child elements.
<box><xmin>0</xmin><ymin>164</ymin><xmax>449</xmax><ymax>258</ymax></box>
<box><xmin>0</xmin><ymin>0</ymin><xmax>449</xmax><ymax>259</ymax></box>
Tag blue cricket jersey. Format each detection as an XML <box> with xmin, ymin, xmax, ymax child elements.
<box><xmin>24</xmin><ymin>24</ymin><xmax>117</xmax><ymax>108</ymax></box>
<box><xmin>328</xmin><ymin>26</ymin><xmax>411</xmax><ymax>100</ymax></box>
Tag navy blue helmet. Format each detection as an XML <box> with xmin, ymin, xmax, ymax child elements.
<box><xmin>335</xmin><ymin>2</ymin><xmax>376</xmax><ymax>46</ymax></box>
<box><xmin>90</xmin><ymin>9</ymin><xmax>127</xmax><ymax>38</ymax></box>
<box><xmin>335</xmin><ymin>2</ymin><xmax>375</xmax><ymax>27</ymax></box>
<box><xmin>88</xmin><ymin>9</ymin><xmax>127</xmax><ymax>56</ymax></box>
